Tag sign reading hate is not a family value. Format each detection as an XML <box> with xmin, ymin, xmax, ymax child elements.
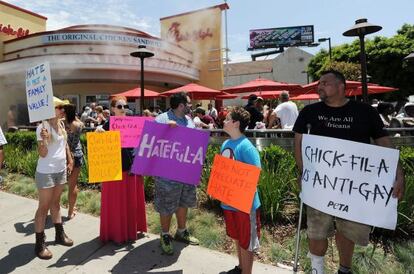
<box><xmin>87</xmin><ymin>131</ymin><xmax>122</xmax><ymax>183</ymax></box>
<box><xmin>25</xmin><ymin>62</ymin><xmax>55</xmax><ymax>123</ymax></box>
<box><xmin>301</xmin><ymin>134</ymin><xmax>400</xmax><ymax>230</ymax></box>
<box><xmin>0</xmin><ymin>126</ymin><xmax>7</xmax><ymax>146</ymax></box>
<box><xmin>131</xmin><ymin>121</ymin><xmax>209</xmax><ymax>185</ymax></box>
<box><xmin>207</xmin><ymin>155</ymin><xmax>261</xmax><ymax>214</ymax></box>
<box><xmin>109</xmin><ymin>116</ymin><xmax>154</xmax><ymax>148</ymax></box>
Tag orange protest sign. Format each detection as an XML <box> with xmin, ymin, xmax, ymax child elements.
<box><xmin>87</xmin><ymin>131</ymin><xmax>122</xmax><ymax>183</ymax></box>
<box><xmin>207</xmin><ymin>154</ymin><xmax>261</xmax><ymax>214</ymax></box>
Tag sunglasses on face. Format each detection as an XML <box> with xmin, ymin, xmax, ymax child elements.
<box><xmin>55</xmin><ymin>105</ymin><xmax>64</xmax><ymax>110</ymax></box>
<box><xmin>116</xmin><ymin>104</ymin><xmax>126</xmax><ymax>109</ymax></box>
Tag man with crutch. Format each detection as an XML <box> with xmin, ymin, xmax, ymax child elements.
<box><xmin>292</xmin><ymin>70</ymin><xmax>405</xmax><ymax>274</ymax></box>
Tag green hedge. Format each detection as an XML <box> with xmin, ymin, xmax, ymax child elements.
<box><xmin>3</xmin><ymin>132</ymin><xmax>414</xmax><ymax>233</ymax></box>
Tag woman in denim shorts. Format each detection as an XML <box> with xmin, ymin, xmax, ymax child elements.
<box><xmin>63</xmin><ymin>104</ymin><xmax>84</xmax><ymax>219</ymax></box>
<box><xmin>34</xmin><ymin>97</ymin><xmax>74</xmax><ymax>260</ymax></box>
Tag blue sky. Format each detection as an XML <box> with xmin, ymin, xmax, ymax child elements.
<box><xmin>7</xmin><ymin>0</ymin><xmax>414</xmax><ymax>62</ymax></box>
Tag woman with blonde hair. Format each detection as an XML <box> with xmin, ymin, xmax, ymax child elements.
<box><xmin>96</xmin><ymin>96</ymin><xmax>147</xmax><ymax>244</ymax></box>
<box><xmin>63</xmin><ymin>103</ymin><xmax>84</xmax><ymax>219</ymax></box>
<box><xmin>34</xmin><ymin>97</ymin><xmax>74</xmax><ymax>260</ymax></box>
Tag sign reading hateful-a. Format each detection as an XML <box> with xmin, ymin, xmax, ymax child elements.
<box><xmin>301</xmin><ymin>134</ymin><xmax>400</xmax><ymax>230</ymax></box>
<box><xmin>131</xmin><ymin>121</ymin><xmax>209</xmax><ymax>185</ymax></box>
<box><xmin>25</xmin><ymin>62</ymin><xmax>55</xmax><ymax>123</ymax></box>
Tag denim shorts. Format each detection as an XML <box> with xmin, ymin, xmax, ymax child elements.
<box><xmin>306</xmin><ymin>206</ymin><xmax>371</xmax><ymax>246</ymax></box>
<box><xmin>154</xmin><ymin>178</ymin><xmax>197</xmax><ymax>215</ymax></box>
<box><xmin>35</xmin><ymin>170</ymin><xmax>67</xmax><ymax>189</ymax></box>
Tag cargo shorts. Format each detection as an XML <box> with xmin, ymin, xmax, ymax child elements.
<box><xmin>306</xmin><ymin>206</ymin><xmax>371</xmax><ymax>246</ymax></box>
<box><xmin>154</xmin><ymin>178</ymin><xmax>197</xmax><ymax>215</ymax></box>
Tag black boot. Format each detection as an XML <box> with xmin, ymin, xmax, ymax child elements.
<box><xmin>54</xmin><ymin>223</ymin><xmax>74</xmax><ymax>246</ymax></box>
<box><xmin>35</xmin><ymin>231</ymin><xmax>53</xmax><ymax>260</ymax></box>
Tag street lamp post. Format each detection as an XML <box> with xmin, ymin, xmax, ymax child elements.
<box><xmin>301</xmin><ymin>70</ymin><xmax>310</xmax><ymax>84</ymax></box>
<box><xmin>343</xmin><ymin>18</ymin><xmax>381</xmax><ymax>103</ymax></box>
<box><xmin>318</xmin><ymin>37</ymin><xmax>332</xmax><ymax>60</ymax></box>
<box><xmin>130</xmin><ymin>45</ymin><xmax>154</xmax><ymax>115</ymax></box>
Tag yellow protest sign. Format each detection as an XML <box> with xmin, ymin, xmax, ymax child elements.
<box><xmin>207</xmin><ymin>155</ymin><xmax>261</xmax><ymax>214</ymax></box>
<box><xmin>87</xmin><ymin>131</ymin><xmax>122</xmax><ymax>183</ymax></box>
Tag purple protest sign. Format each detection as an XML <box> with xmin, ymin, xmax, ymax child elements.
<box><xmin>131</xmin><ymin>121</ymin><xmax>210</xmax><ymax>185</ymax></box>
<box><xmin>109</xmin><ymin>116</ymin><xmax>154</xmax><ymax>148</ymax></box>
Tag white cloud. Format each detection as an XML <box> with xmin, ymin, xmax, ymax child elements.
<box><xmin>6</xmin><ymin>0</ymin><xmax>158</xmax><ymax>34</ymax></box>
<box><xmin>228</xmin><ymin>51</ymin><xmax>251</xmax><ymax>63</ymax></box>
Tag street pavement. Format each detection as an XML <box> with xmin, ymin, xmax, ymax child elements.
<box><xmin>0</xmin><ymin>191</ymin><xmax>292</xmax><ymax>274</ymax></box>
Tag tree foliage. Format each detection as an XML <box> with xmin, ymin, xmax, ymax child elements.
<box><xmin>307</xmin><ymin>24</ymin><xmax>414</xmax><ymax>101</ymax></box>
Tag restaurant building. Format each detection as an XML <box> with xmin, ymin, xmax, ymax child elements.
<box><xmin>0</xmin><ymin>1</ymin><xmax>227</xmax><ymax>126</ymax></box>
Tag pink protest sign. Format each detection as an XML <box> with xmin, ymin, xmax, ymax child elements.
<box><xmin>109</xmin><ymin>116</ymin><xmax>154</xmax><ymax>148</ymax></box>
<box><xmin>131</xmin><ymin>121</ymin><xmax>210</xmax><ymax>185</ymax></box>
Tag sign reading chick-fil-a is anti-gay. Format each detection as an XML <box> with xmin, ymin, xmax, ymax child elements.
<box><xmin>131</xmin><ymin>121</ymin><xmax>209</xmax><ymax>185</ymax></box>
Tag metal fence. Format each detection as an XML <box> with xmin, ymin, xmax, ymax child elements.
<box><xmin>15</xmin><ymin>126</ymin><xmax>414</xmax><ymax>151</ymax></box>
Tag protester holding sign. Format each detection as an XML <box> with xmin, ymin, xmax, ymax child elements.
<box><xmin>0</xmin><ymin>126</ymin><xmax>7</xmax><ymax>183</ymax></box>
<box><xmin>293</xmin><ymin>70</ymin><xmax>405</xmax><ymax>274</ymax></box>
<box><xmin>218</xmin><ymin>107</ymin><xmax>261</xmax><ymax>274</ymax></box>
<box><xmin>34</xmin><ymin>97</ymin><xmax>74</xmax><ymax>260</ymax></box>
<box><xmin>63</xmin><ymin>104</ymin><xmax>84</xmax><ymax>219</ymax></box>
<box><xmin>154</xmin><ymin>92</ymin><xmax>199</xmax><ymax>255</ymax></box>
<box><xmin>96</xmin><ymin>96</ymin><xmax>147</xmax><ymax>244</ymax></box>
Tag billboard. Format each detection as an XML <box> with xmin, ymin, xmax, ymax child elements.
<box><xmin>249</xmin><ymin>25</ymin><xmax>314</xmax><ymax>49</ymax></box>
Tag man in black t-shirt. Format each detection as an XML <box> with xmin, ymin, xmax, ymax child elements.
<box><xmin>245</xmin><ymin>94</ymin><xmax>264</xmax><ymax>129</ymax></box>
<box><xmin>293</xmin><ymin>70</ymin><xmax>405</xmax><ymax>274</ymax></box>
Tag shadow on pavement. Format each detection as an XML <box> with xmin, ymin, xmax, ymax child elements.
<box><xmin>48</xmin><ymin>236</ymin><xmax>104</xmax><ymax>268</ymax></box>
<box><xmin>0</xmin><ymin>243</ymin><xmax>35</xmax><ymax>274</ymax></box>
<box><xmin>110</xmin><ymin>238</ymin><xmax>186</xmax><ymax>274</ymax></box>
<box><xmin>14</xmin><ymin>216</ymin><xmax>54</xmax><ymax>236</ymax></box>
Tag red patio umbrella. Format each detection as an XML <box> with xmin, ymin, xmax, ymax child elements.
<box><xmin>346</xmin><ymin>85</ymin><xmax>398</xmax><ymax>96</ymax></box>
<box><xmin>112</xmin><ymin>88</ymin><xmax>165</xmax><ymax>98</ymax></box>
<box><xmin>290</xmin><ymin>93</ymin><xmax>320</xmax><ymax>101</ymax></box>
<box><xmin>297</xmin><ymin>80</ymin><xmax>382</xmax><ymax>95</ymax></box>
<box><xmin>222</xmin><ymin>78</ymin><xmax>302</xmax><ymax>94</ymax></box>
<box><xmin>241</xmin><ymin>90</ymin><xmax>285</xmax><ymax>99</ymax></box>
<box><xmin>162</xmin><ymin>83</ymin><xmax>221</xmax><ymax>99</ymax></box>
<box><xmin>215</xmin><ymin>92</ymin><xmax>238</xmax><ymax>99</ymax></box>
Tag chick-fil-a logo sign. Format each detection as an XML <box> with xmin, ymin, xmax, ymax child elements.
<box><xmin>167</xmin><ymin>22</ymin><xmax>213</xmax><ymax>42</ymax></box>
<box><xmin>0</xmin><ymin>23</ymin><xmax>30</xmax><ymax>38</ymax></box>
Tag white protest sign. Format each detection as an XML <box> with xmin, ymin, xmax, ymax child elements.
<box><xmin>301</xmin><ymin>134</ymin><xmax>399</xmax><ymax>230</ymax></box>
<box><xmin>25</xmin><ymin>62</ymin><xmax>55</xmax><ymax>123</ymax></box>
<box><xmin>0</xmin><ymin>126</ymin><xmax>7</xmax><ymax>146</ymax></box>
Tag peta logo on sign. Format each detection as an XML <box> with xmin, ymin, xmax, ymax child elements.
<box><xmin>327</xmin><ymin>201</ymin><xmax>349</xmax><ymax>212</ymax></box>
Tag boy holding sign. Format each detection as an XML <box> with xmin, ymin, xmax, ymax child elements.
<box><xmin>219</xmin><ymin>107</ymin><xmax>261</xmax><ymax>274</ymax></box>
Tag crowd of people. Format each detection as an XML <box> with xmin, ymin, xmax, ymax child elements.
<box><xmin>0</xmin><ymin>70</ymin><xmax>411</xmax><ymax>274</ymax></box>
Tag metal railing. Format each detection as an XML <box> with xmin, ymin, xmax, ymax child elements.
<box><xmin>14</xmin><ymin>126</ymin><xmax>414</xmax><ymax>151</ymax></box>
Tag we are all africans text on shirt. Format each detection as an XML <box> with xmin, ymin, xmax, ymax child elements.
<box><xmin>318</xmin><ymin>115</ymin><xmax>354</xmax><ymax>129</ymax></box>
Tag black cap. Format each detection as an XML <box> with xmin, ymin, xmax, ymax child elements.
<box><xmin>248</xmin><ymin>94</ymin><xmax>258</xmax><ymax>101</ymax></box>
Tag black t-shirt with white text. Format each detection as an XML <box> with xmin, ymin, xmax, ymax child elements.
<box><xmin>293</xmin><ymin>100</ymin><xmax>387</xmax><ymax>144</ymax></box>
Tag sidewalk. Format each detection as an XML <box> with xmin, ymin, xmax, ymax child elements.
<box><xmin>0</xmin><ymin>191</ymin><xmax>292</xmax><ymax>274</ymax></box>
